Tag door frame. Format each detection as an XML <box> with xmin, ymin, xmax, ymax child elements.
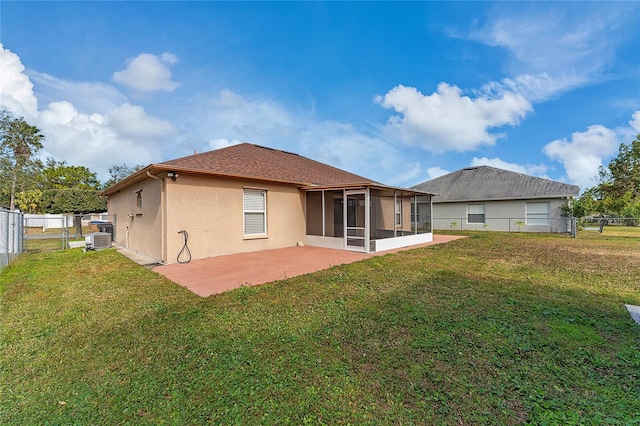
<box><xmin>344</xmin><ymin>189</ymin><xmax>370</xmax><ymax>253</ymax></box>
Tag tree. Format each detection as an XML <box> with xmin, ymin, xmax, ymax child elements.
<box><xmin>40</xmin><ymin>158</ymin><xmax>101</xmax><ymax>190</ymax></box>
<box><xmin>560</xmin><ymin>192</ymin><xmax>597</xmax><ymax>218</ymax></box>
<box><xmin>599</xmin><ymin>134</ymin><xmax>640</xmax><ymax>199</ymax></box>
<box><xmin>0</xmin><ymin>110</ymin><xmax>44</xmax><ymax>210</ymax></box>
<box><xmin>40</xmin><ymin>188</ymin><xmax>106</xmax><ymax>214</ymax></box>
<box><xmin>15</xmin><ymin>189</ymin><xmax>42</xmax><ymax>214</ymax></box>
<box><xmin>591</xmin><ymin>134</ymin><xmax>640</xmax><ymax>218</ymax></box>
<box><xmin>103</xmin><ymin>163</ymin><xmax>144</xmax><ymax>189</ymax></box>
<box><xmin>40</xmin><ymin>188</ymin><xmax>107</xmax><ymax>236</ymax></box>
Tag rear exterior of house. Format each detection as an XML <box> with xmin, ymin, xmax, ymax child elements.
<box><xmin>412</xmin><ymin>166</ymin><xmax>580</xmax><ymax>233</ymax></box>
<box><xmin>102</xmin><ymin>144</ymin><xmax>434</xmax><ymax>264</ymax></box>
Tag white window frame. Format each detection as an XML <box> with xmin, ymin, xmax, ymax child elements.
<box><xmin>467</xmin><ymin>204</ymin><xmax>485</xmax><ymax>224</ymax></box>
<box><xmin>243</xmin><ymin>188</ymin><xmax>267</xmax><ymax>237</ymax></box>
<box><xmin>526</xmin><ymin>202</ymin><xmax>550</xmax><ymax>225</ymax></box>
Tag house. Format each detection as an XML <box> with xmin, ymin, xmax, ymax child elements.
<box><xmin>101</xmin><ymin>143</ymin><xmax>434</xmax><ymax>264</ymax></box>
<box><xmin>411</xmin><ymin>166</ymin><xmax>580</xmax><ymax>232</ymax></box>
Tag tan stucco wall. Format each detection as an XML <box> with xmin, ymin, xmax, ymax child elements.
<box><xmin>164</xmin><ymin>175</ymin><xmax>306</xmax><ymax>263</ymax></box>
<box><xmin>107</xmin><ymin>174</ymin><xmax>306</xmax><ymax>264</ymax></box>
<box><xmin>306</xmin><ymin>191</ymin><xmax>323</xmax><ymax>236</ymax></box>
<box><xmin>107</xmin><ymin>177</ymin><xmax>163</xmax><ymax>262</ymax></box>
<box><xmin>402</xmin><ymin>197</ymin><xmax>412</xmax><ymax>232</ymax></box>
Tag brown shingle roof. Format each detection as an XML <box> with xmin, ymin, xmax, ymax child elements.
<box><xmin>160</xmin><ymin>143</ymin><xmax>375</xmax><ymax>186</ymax></box>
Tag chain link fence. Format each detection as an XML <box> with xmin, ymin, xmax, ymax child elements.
<box><xmin>1</xmin><ymin>209</ymin><xmax>24</xmax><ymax>272</ymax></box>
<box><xmin>578</xmin><ymin>217</ymin><xmax>640</xmax><ymax>237</ymax></box>
<box><xmin>22</xmin><ymin>213</ymin><xmax>115</xmax><ymax>253</ymax></box>
<box><xmin>434</xmin><ymin>217</ymin><xmax>575</xmax><ymax>234</ymax></box>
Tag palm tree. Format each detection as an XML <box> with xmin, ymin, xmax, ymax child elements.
<box><xmin>0</xmin><ymin>110</ymin><xmax>44</xmax><ymax>210</ymax></box>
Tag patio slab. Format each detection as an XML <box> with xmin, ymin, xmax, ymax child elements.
<box><xmin>152</xmin><ymin>235</ymin><xmax>464</xmax><ymax>297</ymax></box>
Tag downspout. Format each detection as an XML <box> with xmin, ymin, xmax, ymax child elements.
<box><xmin>147</xmin><ymin>171</ymin><xmax>167</xmax><ymax>263</ymax></box>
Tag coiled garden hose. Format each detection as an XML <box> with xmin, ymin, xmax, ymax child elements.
<box><xmin>177</xmin><ymin>230</ymin><xmax>192</xmax><ymax>264</ymax></box>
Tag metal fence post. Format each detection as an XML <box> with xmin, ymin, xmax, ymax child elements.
<box><xmin>3</xmin><ymin>211</ymin><xmax>7</xmax><ymax>269</ymax></box>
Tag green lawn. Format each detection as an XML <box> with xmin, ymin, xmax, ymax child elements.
<box><xmin>1</xmin><ymin>232</ymin><xmax>639</xmax><ymax>424</ymax></box>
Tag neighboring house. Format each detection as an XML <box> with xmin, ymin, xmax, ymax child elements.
<box><xmin>412</xmin><ymin>166</ymin><xmax>580</xmax><ymax>232</ymax></box>
<box><xmin>102</xmin><ymin>143</ymin><xmax>434</xmax><ymax>264</ymax></box>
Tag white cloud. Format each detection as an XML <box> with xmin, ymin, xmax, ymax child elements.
<box><xmin>375</xmin><ymin>83</ymin><xmax>532</xmax><ymax>152</ymax></box>
<box><xmin>427</xmin><ymin>167</ymin><xmax>450</xmax><ymax>180</ymax></box>
<box><xmin>480</xmin><ymin>73</ymin><xmax>592</xmax><ymax>104</ymax></box>
<box><xmin>38</xmin><ymin>101</ymin><xmax>176</xmax><ymax>179</ymax></box>
<box><xmin>0</xmin><ymin>46</ymin><xmax>178</xmax><ymax>180</ymax></box>
<box><xmin>470</xmin><ymin>157</ymin><xmax>548</xmax><ymax>178</ymax></box>
<box><xmin>113</xmin><ymin>52</ymin><xmax>179</xmax><ymax>93</ymax></box>
<box><xmin>543</xmin><ymin>125</ymin><xmax>618</xmax><ymax>189</ymax></box>
<box><xmin>28</xmin><ymin>70</ymin><xmax>128</xmax><ymax>114</ymax></box>
<box><xmin>299</xmin><ymin>120</ymin><xmax>405</xmax><ymax>184</ymax></box>
<box><xmin>207</xmin><ymin>138</ymin><xmax>243</xmax><ymax>150</ymax></box>
<box><xmin>630</xmin><ymin>111</ymin><xmax>640</xmax><ymax>132</ymax></box>
<box><xmin>0</xmin><ymin>44</ymin><xmax>38</xmax><ymax>120</ymax></box>
<box><xmin>104</xmin><ymin>103</ymin><xmax>175</xmax><ymax>139</ymax></box>
<box><xmin>187</xmin><ymin>89</ymin><xmax>420</xmax><ymax>186</ymax></box>
<box><xmin>469</xmin><ymin>4</ymin><xmax>633</xmax><ymax>101</ymax></box>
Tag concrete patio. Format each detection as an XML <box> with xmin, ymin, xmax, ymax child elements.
<box><xmin>143</xmin><ymin>235</ymin><xmax>464</xmax><ymax>297</ymax></box>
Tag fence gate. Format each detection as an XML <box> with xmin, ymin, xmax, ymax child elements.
<box><xmin>1</xmin><ymin>209</ymin><xmax>24</xmax><ymax>272</ymax></box>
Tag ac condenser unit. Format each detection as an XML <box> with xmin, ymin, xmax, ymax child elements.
<box><xmin>85</xmin><ymin>232</ymin><xmax>112</xmax><ymax>250</ymax></box>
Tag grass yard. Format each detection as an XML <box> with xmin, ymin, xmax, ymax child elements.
<box><xmin>1</xmin><ymin>232</ymin><xmax>639</xmax><ymax>424</ymax></box>
<box><xmin>580</xmin><ymin>225</ymin><xmax>640</xmax><ymax>238</ymax></box>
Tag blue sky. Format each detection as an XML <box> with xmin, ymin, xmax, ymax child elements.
<box><xmin>1</xmin><ymin>1</ymin><xmax>639</xmax><ymax>190</ymax></box>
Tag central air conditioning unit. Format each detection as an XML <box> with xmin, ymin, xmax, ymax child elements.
<box><xmin>85</xmin><ymin>232</ymin><xmax>112</xmax><ymax>250</ymax></box>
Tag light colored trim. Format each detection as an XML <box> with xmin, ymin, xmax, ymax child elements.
<box><xmin>525</xmin><ymin>201</ymin><xmax>551</xmax><ymax>225</ymax></box>
<box><xmin>375</xmin><ymin>232</ymin><xmax>432</xmax><ymax>252</ymax></box>
<box><xmin>243</xmin><ymin>188</ymin><xmax>268</xmax><ymax>236</ymax></box>
<box><xmin>434</xmin><ymin>195</ymin><xmax>576</xmax><ymax>204</ymax></box>
<box><xmin>306</xmin><ymin>235</ymin><xmax>344</xmax><ymax>250</ymax></box>
<box><xmin>466</xmin><ymin>203</ymin><xmax>486</xmax><ymax>224</ymax></box>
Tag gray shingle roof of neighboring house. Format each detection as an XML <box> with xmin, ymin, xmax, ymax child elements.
<box><xmin>412</xmin><ymin>166</ymin><xmax>580</xmax><ymax>203</ymax></box>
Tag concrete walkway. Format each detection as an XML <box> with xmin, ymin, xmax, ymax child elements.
<box><xmin>152</xmin><ymin>235</ymin><xmax>464</xmax><ymax>297</ymax></box>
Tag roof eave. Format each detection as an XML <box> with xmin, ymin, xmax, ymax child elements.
<box><xmin>100</xmin><ymin>164</ymin><xmax>373</xmax><ymax>196</ymax></box>
<box><xmin>301</xmin><ymin>183</ymin><xmax>437</xmax><ymax>196</ymax></box>
<box><xmin>433</xmin><ymin>193</ymin><xmax>579</xmax><ymax>203</ymax></box>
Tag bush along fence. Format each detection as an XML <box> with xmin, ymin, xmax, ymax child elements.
<box><xmin>0</xmin><ymin>209</ymin><xmax>24</xmax><ymax>272</ymax></box>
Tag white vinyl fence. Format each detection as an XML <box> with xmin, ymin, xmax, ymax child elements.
<box><xmin>1</xmin><ymin>209</ymin><xmax>24</xmax><ymax>272</ymax></box>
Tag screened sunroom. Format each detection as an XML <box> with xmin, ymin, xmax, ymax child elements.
<box><xmin>304</xmin><ymin>185</ymin><xmax>433</xmax><ymax>253</ymax></box>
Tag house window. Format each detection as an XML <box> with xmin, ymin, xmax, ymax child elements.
<box><xmin>135</xmin><ymin>190</ymin><xmax>142</xmax><ymax>214</ymax></box>
<box><xmin>395</xmin><ymin>198</ymin><xmax>402</xmax><ymax>226</ymax></box>
<box><xmin>527</xmin><ymin>202</ymin><xmax>550</xmax><ymax>225</ymax></box>
<box><xmin>467</xmin><ymin>204</ymin><xmax>485</xmax><ymax>224</ymax></box>
<box><xmin>243</xmin><ymin>188</ymin><xmax>267</xmax><ymax>235</ymax></box>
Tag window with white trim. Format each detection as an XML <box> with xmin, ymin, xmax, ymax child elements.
<box><xmin>526</xmin><ymin>202</ymin><xmax>550</xmax><ymax>225</ymax></box>
<box><xmin>467</xmin><ymin>204</ymin><xmax>485</xmax><ymax>224</ymax></box>
<box><xmin>243</xmin><ymin>188</ymin><xmax>267</xmax><ymax>235</ymax></box>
